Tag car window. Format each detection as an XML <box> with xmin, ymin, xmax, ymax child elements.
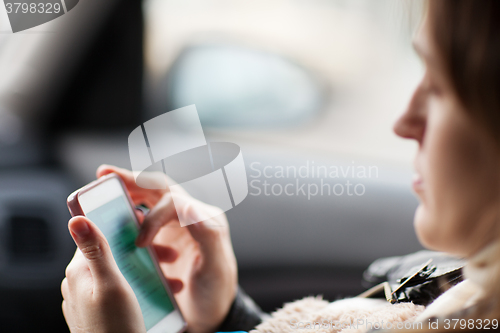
<box><xmin>143</xmin><ymin>0</ymin><xmax>424</xmax><ymax>164</ymax></box>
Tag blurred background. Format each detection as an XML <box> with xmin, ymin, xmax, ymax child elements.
<box><xmin>0</xmin><ymin>0</ymin><xmax>424</xmax><ymax>331</ymax></box>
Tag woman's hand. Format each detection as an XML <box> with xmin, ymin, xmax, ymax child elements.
<box><xmin>96</xmin><ymin>165</ymin><xmax>238</xmax><ymax>333</ymax></box>
<box><xmin>61</xmin><ymin>216</ymin><xmax>146</xmax><ymax>333</ymax></box>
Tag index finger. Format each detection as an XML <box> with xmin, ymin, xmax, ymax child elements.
<box><xmin>96</xmin><ymin>165</ymin><xmax>166</xmax><ymax>208</ymax></box>
<box><xmin>135</xmin><ymin>193</ymin><xmax>179</xmax><ymax>247</ymax></box>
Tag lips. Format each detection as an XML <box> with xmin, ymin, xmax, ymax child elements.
<box><xmin>412</xmin><ymin>173</ymin><xmax>424</xmax><ymax>193</ymax></box>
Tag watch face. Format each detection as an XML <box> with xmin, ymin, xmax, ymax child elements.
<box><xmin>3</xmin><ymin>0</ymin><xmax>79</xmax><ymax>33</ymax></box>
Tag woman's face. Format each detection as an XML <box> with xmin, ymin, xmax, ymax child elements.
<box><xmin>393</xmin><ymin>20</ymin><xmax>500</xmax><ymax>258</ymax></box>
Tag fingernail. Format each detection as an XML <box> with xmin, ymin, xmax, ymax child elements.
<box><xmin>71</xmin><ymin>219</ymin><xmax>90</xmax><ymax>238</ymax></box>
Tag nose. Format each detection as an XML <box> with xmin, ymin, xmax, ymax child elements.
<box><xmin>393</xmin><ymin>83</ymin><xmax>426</xmax><ymax>143</ymax></box>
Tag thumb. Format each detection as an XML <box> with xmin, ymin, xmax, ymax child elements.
<box><xmin>68</xmin><ymin>216</ymin><xmax>120</xmax><ymax>282</ymax></box>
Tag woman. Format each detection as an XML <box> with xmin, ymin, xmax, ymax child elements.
<box><xmin>61</xmin><ymin>0</ymin><xmax>500</xmax><ymax>332</ymax></box>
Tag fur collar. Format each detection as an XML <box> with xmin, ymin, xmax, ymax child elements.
<box><xmin>252</xmin><ymin>242</ymin><xmax>500</xmax><ymax>332</ymax></box>
<box><xmin>251</xmin><ymin>297</ymin><xmax>424</xmax><ymax>332</ymax></box>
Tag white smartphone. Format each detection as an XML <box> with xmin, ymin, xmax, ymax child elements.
<box><xmin>67</xmin><ymin>173</ymin><xmax>186</xmax><ymax>333</ymax></box>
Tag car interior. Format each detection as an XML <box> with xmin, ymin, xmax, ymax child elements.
<box><xmin>0</xmin><ymin>0</ymin><xmax>424</xmax><ymax>332</ymax></box>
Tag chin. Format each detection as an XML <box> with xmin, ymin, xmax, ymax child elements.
<box><xmin>413</xmin><ymin>204</ymin><xmax>442</xmax><ymax>251</ymax></box>
<box><xmin>413</xmin><ymin>204</ymin><xmax>467</xmax><ymax>256</ymax></box>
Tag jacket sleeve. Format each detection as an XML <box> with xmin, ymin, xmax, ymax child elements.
<box><xmin>215</xmin><ymin>286</ymin><xmax>270</xmax><ymax>332</ymax></box>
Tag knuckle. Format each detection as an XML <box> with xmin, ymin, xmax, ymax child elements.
<box><xmin>65</xmin><ymin>259</ymin><xmax>86</xmax><ymax>280</ymax></box>
<box><xmin>80</xmin><ymin>243</ymin><xmax>105</xmax><ymax>261</ymax></box>
<box><xmin>65</xmin><ymin>263</ymin><xmax>76</xmax><ymax>279</ymax></box>
<box><xmin>199</xmin><ymin>221</ymin><xmax>222</xmax><ymax>240</ymax></box>
<box><xmin>60</xmin><ymin>278</ymin><xmax>68</xmax><ymax>297</ymax></box>
<box><xmin>207</xmin><ymin>225</ymin><xmax>222</xmax><ymax>238</ymax></box>
<box><xmin>211</xmin><ymin>206</ymin><xmax>224</xmax><ymax>217</ymax></box>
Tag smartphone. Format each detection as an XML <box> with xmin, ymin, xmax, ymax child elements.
<box><xmin>67</xmin><ymin>173</ymin><xmax>186</xmax><ymax>333</ymax></box>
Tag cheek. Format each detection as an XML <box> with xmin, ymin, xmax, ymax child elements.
<box><xmin>415</xmin><ymin>102</ymin><xmax>500</xmax><ymax>256</ymax></box>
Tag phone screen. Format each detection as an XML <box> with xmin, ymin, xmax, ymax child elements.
<box><xmin>78</xmin><ymin>177</ymin><xmax>182</xmax><ymax>332</ymax></box>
